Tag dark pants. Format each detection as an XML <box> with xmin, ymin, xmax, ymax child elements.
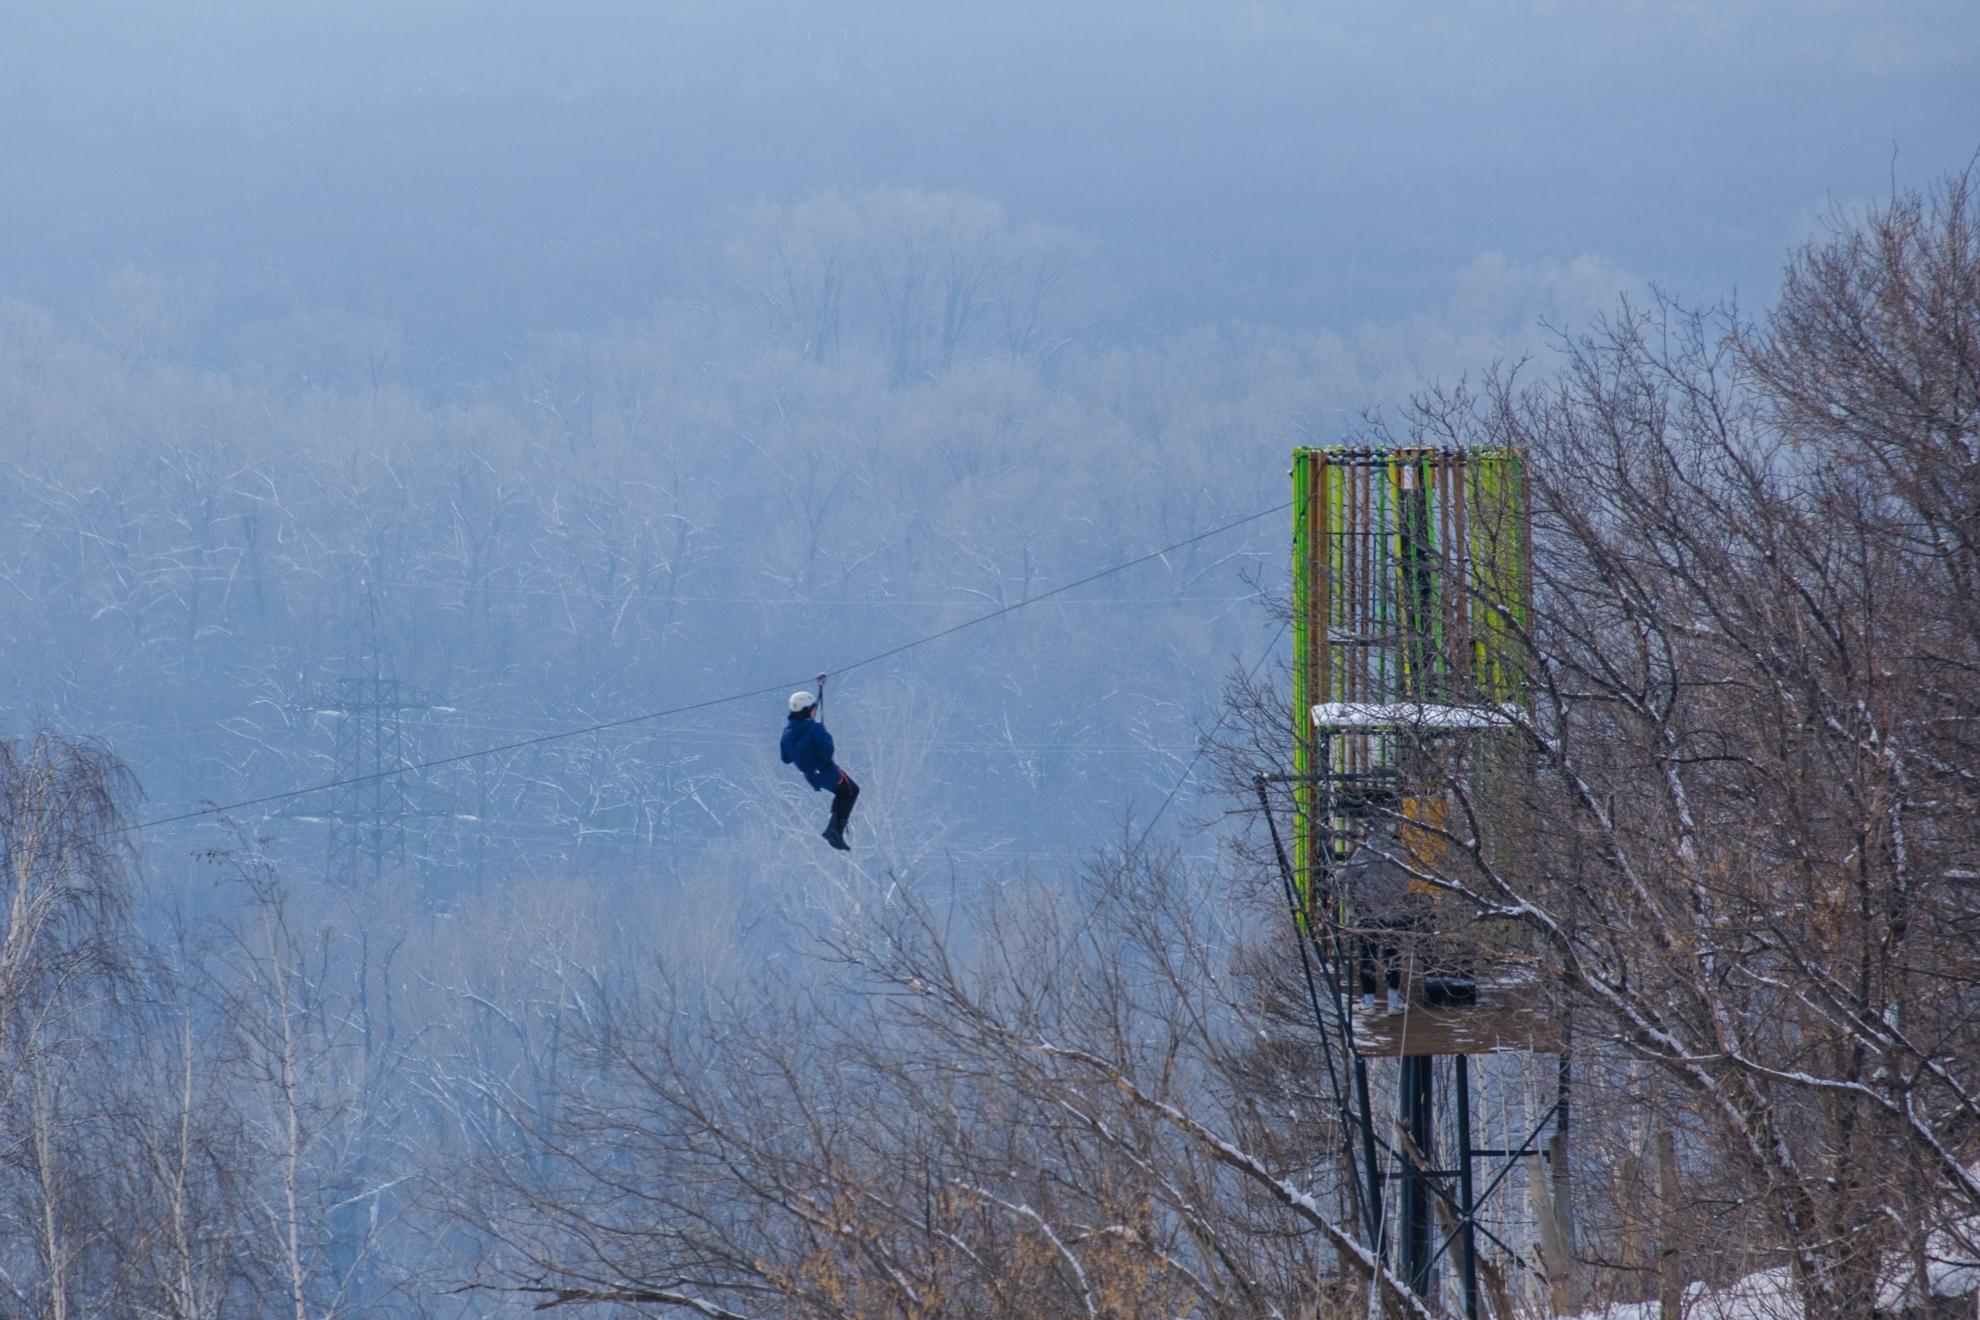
<box><xmin>1357</xmin><ymin>916</ymin><xmax>1420</xmax><ymax>997</ymax></box>
<box><xmin>1359</xmin><ymin>933</ymin><xmax>1403</xmax><ymax>997</ymax></box>
<box><xmin>828</xmin><ymin>772</ymin><xmax>860</xmax><ymax>832</ymax></box>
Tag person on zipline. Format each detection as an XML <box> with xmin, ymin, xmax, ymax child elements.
<box><xmin>782</xmin><ymin>690</ymin><xmax>859</xmax><ymax>850</ymax></box>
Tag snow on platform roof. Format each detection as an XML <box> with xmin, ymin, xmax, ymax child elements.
<box><xmin>1310</xmin><ymin>702</ymin><xmax>1521</xmax><ymax>732</ymax></box>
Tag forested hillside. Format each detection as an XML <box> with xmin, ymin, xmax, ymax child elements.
<box><xmin>0</xmin><ymin>185</ymin><xmax>1625</xmax><ymax>897</ymax></box>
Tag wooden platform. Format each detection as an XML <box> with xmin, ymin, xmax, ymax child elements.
<box><xmin>1351</xmin><ymin>980</ymin><xmax>1560</xmax><ymax>1057</ymax></box>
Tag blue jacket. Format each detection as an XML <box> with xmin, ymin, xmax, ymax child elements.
<box><xmin>781</xmin><ymin>714</ymin><xmax>839</xmax><ymax>791</ymax></box>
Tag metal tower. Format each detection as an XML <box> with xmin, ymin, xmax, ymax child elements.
<box><xmin>295</xmin><ymin>586</ymin><xmax>448</xmax><ymax>887</ymax></box>
<box><xmin>1270</xmin><ymin>446</ymin><xmax>1567</xmax><ymax>1318</ymax></box>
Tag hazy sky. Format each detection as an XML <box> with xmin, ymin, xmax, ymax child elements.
<box><xmin>4</xmin><ymin>0</ymin><xmax>1976</xmax><ymax>378</ymax></box>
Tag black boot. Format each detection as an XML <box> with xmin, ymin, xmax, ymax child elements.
<box><xmin>827</xmin><ymin>775</ymin><xmax>859</xmax><ymax>849</ymax></box>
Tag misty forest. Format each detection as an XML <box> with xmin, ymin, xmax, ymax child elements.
<box><xmin>2</xmin><ymin>4</ymin><xmax>1979</xmax><ymax>1318</ymax></box>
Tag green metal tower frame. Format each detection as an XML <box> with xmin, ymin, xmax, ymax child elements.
<box><xmin>1286</xmin><ymin>443</ymin><xmax>1538</xmax><ymax>1318</ymax></box>
<box><xmin>1290</xmin><ymin>445</ymin><xmax>1529</xmax><ymax>914</ymax></box>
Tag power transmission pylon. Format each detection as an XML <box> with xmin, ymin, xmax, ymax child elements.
<box><xmin>294</xmin><ymin>585</ymin><xmax>449</xmax><ymax>887</ymax></box>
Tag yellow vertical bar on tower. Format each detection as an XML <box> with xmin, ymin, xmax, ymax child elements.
<box><xmin>1465</xmin><ymin>449</ymin><xmax>1530</xmax><ymax>702</ymax></box>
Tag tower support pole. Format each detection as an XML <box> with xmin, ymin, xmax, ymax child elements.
<box><xmin>1456</xmin><ymin>1052</ymin><xmax>1481</xmax><ymax>1320</ymax></box>
<box><xmin>1401</xmin><ymin>1054</ymin><xmax>1437</xmax><ymax>1301</ymax></box>
<box><xmin>1355</xmin><ymin>1055</ymin><xmax>1386</xmax><ymax>1260</ymax></box>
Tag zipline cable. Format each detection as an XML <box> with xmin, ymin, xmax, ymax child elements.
<box><xmin>1131</xmin><ymin>617</ymin><xmax>1288</xmax><ymax>855</ymax></box>
<box><xmin>118</xmin><ymin>499</ymin><xmax>1292</xmax><ymax>837</ymax></box>
<box><xmin>823</xmin><ymin>506</ymin><xmax>1287</xmax><ymax>684</ymax></box>
<box><xmin>1037</xmin><ymin>617</ymin><xmax>1287</xmax><ymax>996</ymax></box>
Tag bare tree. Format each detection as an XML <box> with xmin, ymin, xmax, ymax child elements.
<box><xmin>462</xmin><ymin>843</ymin><xmax>1447</xmax><ymax>1318</ymax></box>
<box><xmin>724</xmin><ymin>189</ymin><xmax>1083</xmax><ymax>381</ymax></box>
<box><xmin>1359</xmin><ymin>168</ymin><xmax>1980</xmax><ymax>1318</ymax></box>
<box><xmin>192</xmin><ymin>850</ymin><xmax>427</xmax><ymax>1318</ymax></box>
<box><xmin>0</xmin><ymin>733</ymin><xmax>136</xmax><ymax>1318</ymax></box>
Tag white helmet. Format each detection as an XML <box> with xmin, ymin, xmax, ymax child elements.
<box><xmin>789</xmin><ymin>690</ymin><xmax>818</xmax><ymax>714</ymax></box>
